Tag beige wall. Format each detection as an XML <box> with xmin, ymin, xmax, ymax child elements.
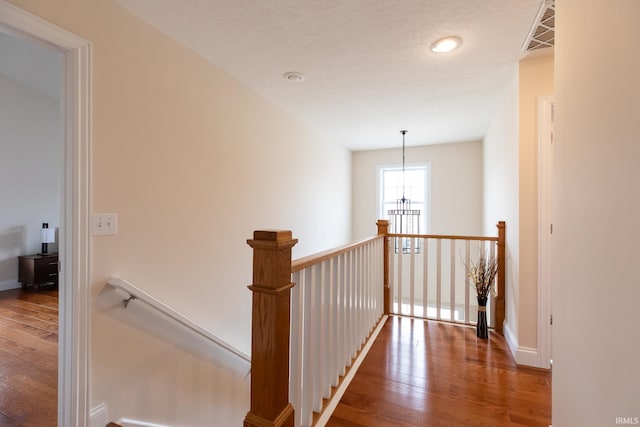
<box><xmin>352</xmin><ymin>141</ymin><xmax>483</xmax><ymax>241</ymax></box>
<box><xmin>483</xmin><ymin>66</ymin><xmax>520</xmax><ymax>349</ymax></box>
<box><xmin>553</xmin><ymin>1</ymin><xmax>640</xmax><ymax>424</ymax></box>
<box><xmin>518</xmin><ymin>51</ymin><xmax>554</xmax><ymax>350</ymax></box>
<box><xmin>484</xmin><ymin>51</ymin><xmax>554</xmax><ymax>363</ymax></box>
<box><xmin>8</xmin><ymin>0</ymin><xmax>351</xmax><ymax>425</ymax></box>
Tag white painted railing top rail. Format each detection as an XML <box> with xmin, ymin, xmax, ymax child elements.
<box><xmin>289</xmin><ymin>235</ymin><xmax>385</xmax><ymax>427</ymax></box>
<box><xmin>387</xmin><ymin>231</ymin><xmax>501</xmax><ymax>328</ymax></box>
<box><xmin>106</xmin><ymin>277</ymin><xmax>251</xmax><ymax>363</ymax></box>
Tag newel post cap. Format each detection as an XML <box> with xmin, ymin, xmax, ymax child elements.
<box><xmin>247</xmin><ymin>230</ymin><xmax>298</xmax><ymax>249</ymax></box>
<box><xmin>376</xmin><ymin>219</ymin><xmax>390</xmax><ymax>234</ymax></box>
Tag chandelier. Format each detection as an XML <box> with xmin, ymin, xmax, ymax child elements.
<box><xmin>387</xmin><ymin>130</ymin><xmax>421</xmax><ymax>254</ymax></box>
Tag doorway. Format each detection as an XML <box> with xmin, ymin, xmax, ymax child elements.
<box><xmin>0</xmin><ymin>1</ymin><xmax>91</xmax><ymax>425</ymax></box>
<box><xmin>0</xmin><ymin>30</ymin><xmax>61</xmax><ymax>424</ymax></box>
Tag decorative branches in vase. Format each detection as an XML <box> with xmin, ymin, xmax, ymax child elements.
<box><xmin>465</xmin><ymin>249</ymin><xmax>498</xmax><ymax>339</ymax></box>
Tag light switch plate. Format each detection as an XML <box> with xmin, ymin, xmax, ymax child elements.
<box><xmin>92</xmin><ymin>213</ymin><xmax>117</xmax><ymax>236</ymax></box>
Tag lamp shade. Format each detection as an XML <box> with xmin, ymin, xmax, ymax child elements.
<box><xmin>41</xmin><ymin>228</ymin><xmax>55</xmax><ymax>244</ymax></box>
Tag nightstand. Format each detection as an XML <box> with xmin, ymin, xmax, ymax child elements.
<box><xmin>18</xmin><ymin>253</ymin><xmax>59</xmax><ymax>290</ymax></box>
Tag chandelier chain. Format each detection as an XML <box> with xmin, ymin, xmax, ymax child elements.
<box><xmin>401</xmin><ymin>130</ymin><xmax>407</xmax><ymax>201</ymax></box>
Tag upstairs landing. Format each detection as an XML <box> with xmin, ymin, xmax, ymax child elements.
<box><xmin>327</xmin><ymin>316</ymin><xmax>551</xmax><ymax>427</ymax></box>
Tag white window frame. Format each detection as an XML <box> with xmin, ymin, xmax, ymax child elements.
<box><xmin>377</xmin><ymin>162</ymin><xmax>432</xmax><ymax>234</ymax></box>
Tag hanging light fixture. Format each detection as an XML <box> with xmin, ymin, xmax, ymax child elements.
<box><xmin>387</xmin><ymin>130</ymin><xmax>421</xmax><ymax>254</ymax></box>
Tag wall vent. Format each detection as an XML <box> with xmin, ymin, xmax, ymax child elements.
<box><xmin>523</xmin><ymin>0</ymin><xmax>555</xmax><ymax>51</ymax></box>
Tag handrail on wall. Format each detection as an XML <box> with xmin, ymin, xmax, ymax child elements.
<box><xmin>106</xmin><ymin>277</ymin><xmax>251</xmax><ymax>363</ymax></box>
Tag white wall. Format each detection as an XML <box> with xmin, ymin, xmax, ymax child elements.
<box><xmin>352</xmin><ymin>140</ymin><xmax>483</xmax><ymax>241</ymax></box>
<box><xmin>483</xmin><ymin>65</ymin><xmax>520</xmax><ymax>351</ymax></box>
<box><xmin>553</xmin><ymin>1</ymin><xmax>640</xmax><ymax>425</ymax></box>
<box><xmin>9</xmin><ymin>0</ymin><xmax>351</xmax><ymax>425</ymax></box>
<box><xmin>0</xmin><ymin>64</ymin><xmax>61</xmax><ymax>289</ymax></box>
<box><xmin>0</xmin><ymin>31</ymin><xmax>60</xmax><ymax>99</ymax></box>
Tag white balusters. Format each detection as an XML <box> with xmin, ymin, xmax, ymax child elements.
<box><xmin>464</xmin><ymin>240</ymin><xmax>471</xmax><ymax>323</ymax></box>
<box><xmin>388</xmin><ymin>234</ymin><xmax>499</xmax><ymax>328</ymax></box>
<box><xmin>290</xmin><ymin>236</ymin><xmax>384</xmax><ymax>426</ymax></box>
<box><xmin>290</xmin><ymin>271</ymin><xmax>304</xmax><ymax>427</ymax></box>
<box><xmin>436</xmin><ymin>239</ymin><xmax>442</xmax><ymax>320</ymax></box>
<box><xmin>423</xmin><ymin>238</ymin><xmax>429</xmax><ymax>318</ymax></box>
<box><xmin>251</xmin><ymin>224</ymin><xmax>504</xmax><ymax>427</ymax></box>
<box><xmin>409</xmin><ymin>238</ymin><xmax>416</xmax><ymax>317</ymax></box>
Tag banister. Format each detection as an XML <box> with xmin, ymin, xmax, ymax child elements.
<box><xmin>245</xmin><ymin>221</ymin><xmax>506</xmax><ymax>426</ymax></box>
<box><xmin>384</xmin><ymin>221</ymin><xmax>506</xmax><ymax>335</ymax></box>
<box><xmin>106</xmin><ymin>277</ymin><xmax>251</xmax><ymax>363</ymax></box>
<box><xmin>388</xmin><ymin>232</ymin><xmax>498</xmax><ymax>241</ymax></box>
<box><xmin>291</xmin><ymin>235</ymin><xmax>382</xmax><ymax>273</ymax></box>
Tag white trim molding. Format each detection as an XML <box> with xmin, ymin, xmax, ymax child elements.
<box><xmin>0</xmin><ymin>2</ymin><xmax>92</xmax><ymax>426</ymax></box>
<box><xmin>503</xmin><ymin>321</ymin><xmax>518</xmax><ymax>360</ymax></box>
<box><xmin>0</xmin><ymin>280</ymin><xmax>20</xmax><ymax>292</ymax></box>
<box><xmin>537</xmin><ymin>95</ymin><xmax>554</xmax><ymax>370</ymax></box>
<box><xmin>117</xmin><ymin>419</ymin><xmax>171</xmax><ymax>427</ymax></box>
<box><xmin>89</xmin><ymin>404</ymin><xmax>108</xmax><ymax>427</ymax></box>
<box><xmin>515</xmin><ymin>346</ymin><xmax>540</xmax><ymax>368</ymax></box>
<box><xmin>504</xmin><ymin>321</ymin><xmax>543</xmax><ymax>367</ymax></box>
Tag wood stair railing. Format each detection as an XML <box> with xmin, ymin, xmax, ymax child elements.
<box><xmin>244</xmin><ymin>221</ymin><xmax>506</xmax><ymax>427</ymax></box>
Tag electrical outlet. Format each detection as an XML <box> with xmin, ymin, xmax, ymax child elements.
<box><xmin>92</xmin><ymin>213</ymin><xmax>118</xmax><ymax>236</ymax></box>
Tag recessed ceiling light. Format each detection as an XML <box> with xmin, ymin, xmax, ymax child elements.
<box><xmin>431</xmin><ymin>36</ymin><xmax>463</xmax><ymax>53</ymax></box>
<box><xmin>283</xmin><ymin>71</ymin><xmax>306</xmax><ymax>82</ymax></box>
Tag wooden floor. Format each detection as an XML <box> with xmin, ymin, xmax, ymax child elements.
<box><xmin>327</xmin><ymin>316</ymin><xmax>551</xmax><ymax>427</ymax></box>
<box><xmin>0</xmin><ymin>287</ymin><xmax>58</xmax><ymax>426</ymax></box>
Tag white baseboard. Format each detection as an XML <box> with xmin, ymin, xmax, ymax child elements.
<box><xmin>117</xmin><ymin>418</ymin><xmax>171</xmax><ymax>427</ymax></box>
<box><xmin>89</xmin><ymin>403</ymin><xmax>108</xmax><ymax>427</ymax></box>
<box><xmin>91</xmin><ymin>403</ymin><xmax>170</xmax><ymax>427</ymax></box>
<box><xmin>0</xmin><ymin>280</ymin><xmax>20</xmax><ymax>292</ymax></box>
<box><xmin>503</xmin><ymin>322</ymin><xmax>518</xmax><ymax>360</ymax></box>
<box><xmin>503</xmin><ymin>322</ymin><xmax>543</xmax><ymax>368</ymax></box>
<box><xmin>515</xmin><ymin>346</ymin><xmax>540</xmax><ymax>367</ymax></box>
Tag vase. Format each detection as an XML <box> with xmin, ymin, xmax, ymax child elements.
<box><xmin>476</xmin><ymin>296</ymin><xmax>488</xmax><ymax>339</ymax></box>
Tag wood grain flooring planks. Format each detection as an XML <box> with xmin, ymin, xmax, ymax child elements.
<box><xmin>327</xmin><ymin>316</ymin><xmax>551</xmax><ymax>427</ymax></box>
<box><xmin>0</xmin><ymin>287</ymin><xmax>57</xmax><ymax>426</ymax></box>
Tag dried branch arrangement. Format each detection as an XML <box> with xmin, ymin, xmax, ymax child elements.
<box><xmin>465</xmin><ymin>249</ymin><xmax>499</xmax><ymax>298</ymax></box>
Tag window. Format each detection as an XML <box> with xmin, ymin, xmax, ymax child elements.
<box><xmin>378</xmin><ymin>164</ymin><xmax>430</xmax><ymax>237</ymax></box>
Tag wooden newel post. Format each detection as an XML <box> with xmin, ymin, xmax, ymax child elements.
<box><xmin>245</xmin><ymin>230</ymin><xmax>298</xmax><ymax>427</ymax></box>
<box><xmin>376</xmin><ymin>219</ymin><xmax>391</xmax><ymax>314</ymax></box>
<box><xmin>495</xmin><ymin>221</ymin><xmax>506</xmax><ymax>335</ymax></box>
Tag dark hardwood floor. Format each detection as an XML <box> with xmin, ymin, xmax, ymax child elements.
<box><xmin>0</xmin><ymin>287</ymin><xmax>57</xmax><ymax>426</ymax></box>
<box><xmin>327</xmin><ymin>316</ymin><xmax>551</xmax><ymax>427</ymax></box>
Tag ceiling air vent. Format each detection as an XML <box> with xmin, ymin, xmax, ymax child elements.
<box><xmin>523</xmin><ymin>0</ymin><xmax>555</xmax><ymax>52</ymax></box>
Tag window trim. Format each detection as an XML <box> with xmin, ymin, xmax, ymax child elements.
<box><xmin>376</xmin><ymin>162</ymin><xmax>432</xmax><ymax>234</ymax></box>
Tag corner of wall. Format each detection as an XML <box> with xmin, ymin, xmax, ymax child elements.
<box><xmin>503</xmin><ymin>320</ymin><xmax>543</xmax><ymax>368</ymax></box>
<box><xmin>503</xmin><ymin>320</ymin><xmax>518</xmax><ymax>361</ymax></box>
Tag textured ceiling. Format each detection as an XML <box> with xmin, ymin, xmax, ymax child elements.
<box><xmin>115</xmin><ymin>0</ymin><xmax>545</xmax><ymax>150</ymax></box>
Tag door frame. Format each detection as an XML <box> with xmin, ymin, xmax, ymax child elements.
<box><xmin>537</xmin><ymin>95</ymin><xmax>554</xmax><ymax>369</ymax></box>
<box><xmin>0</xmin><ymin>2</ymin><xmax>91</xmax><ymax>425</ymax></box>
